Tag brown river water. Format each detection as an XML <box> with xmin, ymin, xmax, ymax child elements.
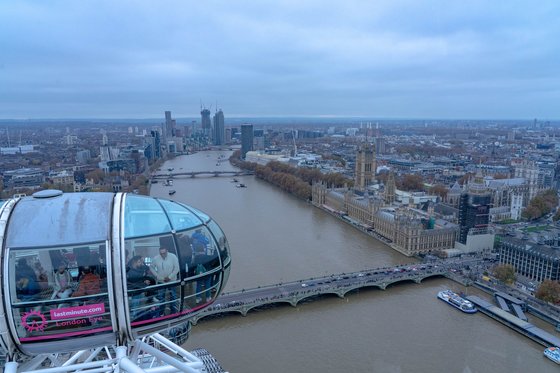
<box><xmin>150</xmin><ymin>151</ymin><xmax>557</xmax><ymax>373</ymax></box>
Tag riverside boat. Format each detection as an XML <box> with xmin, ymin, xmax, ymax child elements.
<box><xmin>437</xmin><ymin>290</ymin><xmax>477</xmax><ymax>314</ymax></box>
<box><xmin>544</xmin><ymin>347</ymin><xmax>560</xmax><ymax>364</ymax></box>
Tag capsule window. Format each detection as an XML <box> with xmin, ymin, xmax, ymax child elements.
<box><xmin>124</xmin><ymin>228</ymin><xmax>224</xmax><ymax>328</ymax></box>
<box><xmin>180</xmin><ymin>226</ymin><xmax>222</xmax><ymax>307</ymax></box>
<box><xmin>8</xmin><ymin>243</ymin><xmax>111</xmax><ymax>342</ymax></box>
<box><xmin>180</xmin><ymin>205</ymin><xmax>210</xmax><ymax>223</ymax></box>
<box><xmin>124</xmin><ymin>234</ymin><xmax>182</xmax><ymax>325</ymax></box>
<box><xmin>207</xmin><ymin>219</ymin><xmax>231</xmax><ymax>267</ymax></box>
<box><xmin>124</xmin><ymin>195</ymin><xmax>172</xmax><ymax>238</ymax></box>
<box><xmin>158</xmin><ymin>199</ymin><xmax>204</xmax><ymax>231</ymax></box>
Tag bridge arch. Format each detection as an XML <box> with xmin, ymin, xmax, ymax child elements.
<box><xmin>339</xmin><ymin>283</ymin><xmax>387</xmax><ymax>296</ymax></box>
<box><xmin>191</xmin><ymin>269</ymin><xmax>456</xmax><ymax>322</ymax></box>
<box><xmin>416</xmin><ymin>273</ymin><xmax>448</xmax><ymax>282</ymax></box>
<box><xmin>191</xmin><ymin>310</ymin><xmax>244</xmax><ymax>325</ymax></box>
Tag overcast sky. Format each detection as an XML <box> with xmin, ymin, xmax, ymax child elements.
<box><xmin>1</xmin><ymin>1</ymin><xmax>559</xmax><ymax>119</ymax></box>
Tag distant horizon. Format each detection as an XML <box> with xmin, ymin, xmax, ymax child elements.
<box><xmin>0</xmin><ymin>115</ymin><xmax>558</xmax><ymax>123</ymax></box>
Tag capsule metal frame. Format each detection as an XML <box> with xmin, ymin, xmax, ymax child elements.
<box><xmin>0</xmin><ymin>191</ymin><xmax>231</xmax><ymax>357</ymax></box>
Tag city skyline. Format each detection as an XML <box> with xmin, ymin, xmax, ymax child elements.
<box><xmin>1</xmin><ymin>1</ymin><xmax>560</xmax><ymax>119</ymax></box>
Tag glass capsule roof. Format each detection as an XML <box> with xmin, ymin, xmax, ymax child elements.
<box><xmin>124</xmin><ymin>195</ymin><xmax>208</xmax><ymax>238</ymax></box>
<box><xmin>6</xmin><ymin>192</ymin><xmax>114</xmax><ymax>248</ymax></box>
<box><xmin>6</xmin><ymin>192</ymin><xmax>213</xmax><ymax>248</ymax></box>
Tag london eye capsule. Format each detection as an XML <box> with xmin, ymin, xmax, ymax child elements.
<box><xmin>0</xmin><ymin>191</ymin><xmax>231</xmax><ymax>357</ymax></box>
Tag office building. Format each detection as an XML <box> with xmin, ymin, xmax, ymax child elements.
<box><xmin>241</xmin><ymin>124</ymin><xmax>254</xmax><ymax>159</ymax></box>
<box><xmin>150</xmin><ymin>130</ymin><xmax>162</xmax><ymax>159</ymax></box>
<box><xmin>253</xmin><ymin>129</ymin><xmax>265</xmax><ymax>150</ymax></box>
<box><xmin>499</xmin><ymin>237</ymin><xmax>560</xmax><ymax>282</ymax></box>
<box><xmin>225</xmin><ymin>128</ymin><xmax>232</xmax><ymax>144</ymax></box>
<box><xmin>164</xmin><ymin>111</ymin><xmax>172</xmax><ymax>139</ymax></box>
<box><xmin>201</xmin><ymin>107</ymin><xmax>212</xmax><ymax>138</ymax></box>
<box><xmin>213</xmin><ymin>109</ymin><xmax>225</xmax><ymax>145</ymax></box>
<box><xmin>3</xmin><ymin>168</ymin><xmax>44</xmax><ymax>190</ymax></box>
<box><xmin>76</xmin><ymin>149</ymin><xmax>92</xmax><ymax>164</ymax></box>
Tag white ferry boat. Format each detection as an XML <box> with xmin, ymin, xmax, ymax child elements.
<box><xmin>544</xmin><ymin>346</ymin><xmax>560</xmax><ymax>364</ymax></box>
<box><xmin>437</xmin><ymin>290</ymin><xmax>477</xmax><ymax>314</ymax></box>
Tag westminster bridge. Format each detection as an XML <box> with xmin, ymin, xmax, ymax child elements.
<box><xmin>190</xmin><ymin>260</ymin><xmax>475</xmax><ymax>325</ymax></box>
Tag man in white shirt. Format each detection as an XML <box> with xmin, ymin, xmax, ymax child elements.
<box><xmin>150</xmin><ymin>246</ymin><xmax>179</xmax><ymax>313</ymax></box>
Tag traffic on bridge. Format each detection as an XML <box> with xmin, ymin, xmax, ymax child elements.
<box><xmin>190</xmin><ymin>256</ymin><xmax>486</xmax><ymax>324</ymax></box>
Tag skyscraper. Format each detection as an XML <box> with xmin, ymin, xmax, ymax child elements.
<box><xmin>201</xmin><ymin>107</ymin><xmax>212</xmax><ymax>138</ymax></box>
<box><xmin>149</xmin><ymin>130</ymin><xmax>161</xmax><ymax>159</ymax></box>
<box><xmin>213</xmin><ymin>109</ymin><xmax>225</xmax><ymax>145</ymax></box>
<box><xmin>164</xmin><ymin>111</ymin><xmax>172</xmax><ymax>139</ymax></box>
<box><xmin>241</xmin><ymin>124</ymin><xmax>254</xmax><ymax>159</ymax></box>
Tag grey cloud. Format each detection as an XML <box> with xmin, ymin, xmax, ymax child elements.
<box><xmin>0</xmin><ymin>0</ymin><xmax>559</xmax><ymax>118</ymax></box>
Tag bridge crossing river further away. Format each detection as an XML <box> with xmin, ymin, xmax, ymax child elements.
<box><xmin>152</xmin><ymin>170</ymin><xmax>254</xmax><ymax>179</ymax></box>
<box><xmin>191</xmin><ymin>262</ymin><xmax>462</xmax><ymax>324</ymax></box>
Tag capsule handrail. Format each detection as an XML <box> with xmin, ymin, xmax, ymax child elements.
<box><xmin>12</xmin><ymin>291</ymin><xmax>110</xmax><ymax>307</ymax></box>
<box><xmin>182</xmin><ymin>266</ymin><xmax>221</xmax><ymax>282</ymax></box>
<box><xmin>126</xmin><ymin>280</ymin><xmax>182</xmax><ymax>295</ymax></box>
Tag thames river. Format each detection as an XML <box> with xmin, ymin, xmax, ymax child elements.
<box><xmin>151</xmin><ymin>151</ymin><xmax>557</xmax><ymax>373</ymax></box>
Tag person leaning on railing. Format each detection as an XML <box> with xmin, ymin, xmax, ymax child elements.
<box><xmin>150</xmin><ymin>247</ymin><xmax>179</xmax><ymax>314</ymax></box>
<box><xmin>127</xmin><ymin>256</ymin><xmax>156</xmax><ymax>319</ymax></box>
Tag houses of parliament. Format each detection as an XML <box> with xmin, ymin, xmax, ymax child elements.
<box><xmin>312</xmin><ymin>143</ymin><xmax>494</xmax><ymax>257</ymax></box>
